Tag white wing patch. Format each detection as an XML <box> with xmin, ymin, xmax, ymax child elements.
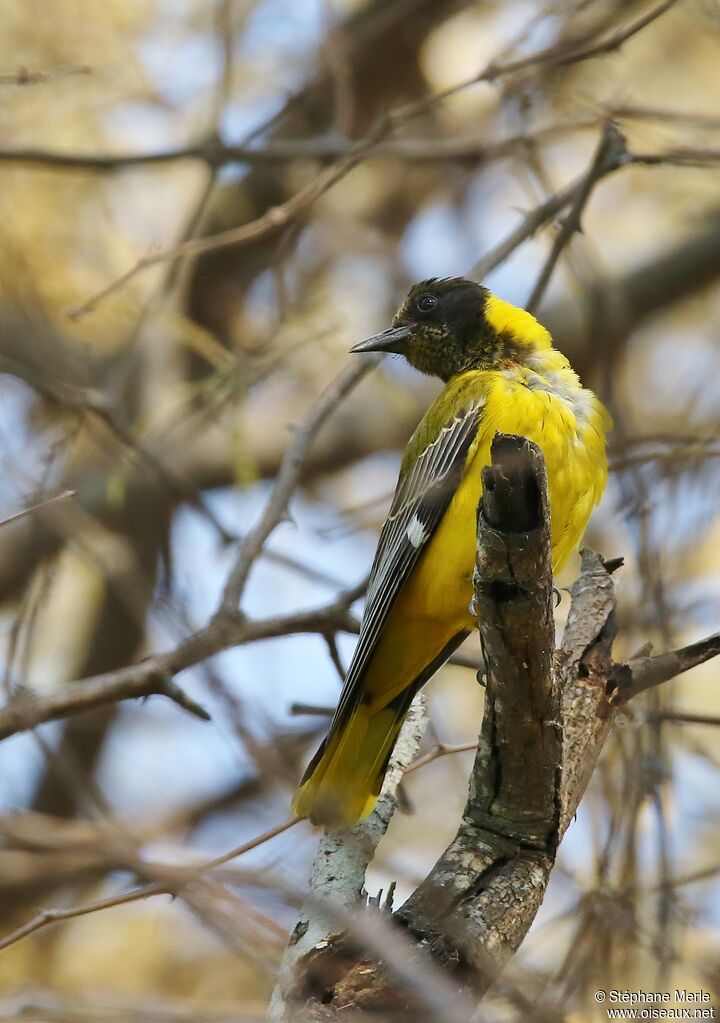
<box><xmin>406</xmin><ymin>514</ymin><xmax>427</xmax><ymax>549</ymax></box>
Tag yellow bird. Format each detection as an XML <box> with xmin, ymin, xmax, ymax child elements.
<box><xmin>292</xmin><ymin>278</ymin><xmax>610</xmax><ymax>826</ymax></box>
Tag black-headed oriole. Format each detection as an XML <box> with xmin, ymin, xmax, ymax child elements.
<box><xmin>293</xmin><ymin>277</ymin><xmax>610</xmax><ymax>826</ymax></box>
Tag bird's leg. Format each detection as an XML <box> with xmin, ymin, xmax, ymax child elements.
<box><xmin>477</xmin><ymin>632</ymin><xmax>490</xmax><ymax>688</ymax></box>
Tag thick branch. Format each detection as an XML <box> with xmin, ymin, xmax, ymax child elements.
<box><xmin>388</xmin><ymin>437</ymin><xmax>560</xmax><ymax>991</ymax></box>
<box><xmin>292</xmin><ymin>434</ymin><xmax>720</xmax><ymax>1017</ymax></box>
<box><xmin>301</xmin><ymin>436</ymin><xmax>560</xmax><ymax>1015</ymax></box>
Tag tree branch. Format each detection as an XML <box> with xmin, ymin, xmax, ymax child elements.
<box><xmin>0</xmin><ymin>671</ymin><xmax>211</xmax><ymax>740</ymax></box>
<box><xmin>0</xmin><ymin>64</ymin><xmax>91</xmax><ymax>86</ymax></box>
<box><xmin>0</xmin><ymin>489</ymin><xmax>75</xmax><ymax>530</ymax></box>
<box><xmin>526</xmin><ymin>121</ymin><xmax>631</xmax><ymax>312</ymax></box>
<box><xmin>0</xmin><ymin>360</ymin><xmax>375</xmax><ymax>743</ymax></box>
<box><xmin>220</xmin><ymin>359</ymin><xmax>378</xmax><ymax>612</ymax></box>
<box><xmin>0</xmin><ymin>577</ymin><xmax>364</xmax><ymax>742</ymax></box>
<box><xmin>67</xmin><ymin>126</ymin><xmax>389</xmax><ymax>320</ymax></box>
<box><xmin>268</xmin><ymin>696</ymin><xmax>429</xmax><ymax>1022</ymax></box>
<box><xmin>278</xmin><ymin>437</ymin><xmax>720</xmax><ymax>1018</ymax></box>
<box><xmin>612</xmin><ymin>632</ymin><xmax>720</xmax><ymax>701</ymax></box>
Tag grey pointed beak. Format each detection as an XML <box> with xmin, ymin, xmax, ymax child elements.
<box><xmin>349</xmin><ymin>323</ymin><xmax>416</xmax><ymax>355</ymax></box>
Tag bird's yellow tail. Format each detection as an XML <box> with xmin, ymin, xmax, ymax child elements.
<box><xmin>293</xmin><ymin>627</ymin><xmax>470</xmax><ymax>826</ymax></box>
<box><xmin>292</xmin><ymin>700</ymin><xmax>406</xmax><ymax>826</ymax></box>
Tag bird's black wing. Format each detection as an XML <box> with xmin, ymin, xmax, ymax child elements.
<box><xmin>331</xmin><ymin>399</ymin><xmax>483</xmax><ymax>726</ymax></box>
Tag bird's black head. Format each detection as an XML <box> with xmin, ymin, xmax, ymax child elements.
<box><xmin>350</xmin><ymin>277</ymin><xmax>514</xmax><ymax>381</ymax></box>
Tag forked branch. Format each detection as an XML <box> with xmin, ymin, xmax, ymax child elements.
<box><xmin>272</xmin><ymin>434</ymin><xmax>720</xmax><ymax>1020</ymax></box>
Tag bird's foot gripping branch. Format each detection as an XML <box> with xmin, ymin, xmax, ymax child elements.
<box><xmin>271</xmin><ymin>434</ymin><xmax>720</xmax><ymax>1022</ymax></box>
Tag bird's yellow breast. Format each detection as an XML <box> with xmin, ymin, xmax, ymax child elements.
<box><xmin>399</xmin><ymin>365</ymin><xmax>609</xmax><ymax>626</ymax></box>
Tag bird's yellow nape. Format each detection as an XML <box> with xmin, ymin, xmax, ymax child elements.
<box><xmin>483</xmin><ymin>294</ymin><xmax>552</xmax><ymax>351</ymax></box>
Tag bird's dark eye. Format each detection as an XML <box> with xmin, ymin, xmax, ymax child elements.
<box><xmin>416</xmin><ymin>294</ymin><xmax>438</xmax><ymax>314</ymax></box>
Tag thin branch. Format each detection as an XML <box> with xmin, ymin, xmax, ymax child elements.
<box><xmin>0</xmin><ymin>578</ymin><xmax>364</xmax><ymax>741</ymax></box>
<box><xmin>0</xmin><ymin>670</ymin><xmax>210</xmax><ymax>740</ymax></box>
<box><xmin>290</xmin><ymin>702</ymin><xmax>334</xmax><ymax>717</ymax></box>
<box><xmin>469</xmin><ymin>142</ymin><xmax>720</xmax><ymax>285</ymax></box>
<box><xmin>220</xmin><ymin>363</ymin><xmax>377</xmax><ymax>611</ymax></box>
<box><xmin>649</xmin><ymin>710</ymin><xmax>720</xmax><ymax>727</ymax></box>
<box><xmin>612</xmin><ymin>102</ymin><xmax>720</xmax><ymax>129</ymax></box>
<box><xmin>0</xmin><ymin>885</ymin><xmax>162</xmax><ymax>953</ymax></box>
<box><xmin>0</xmin><ymin>489</ymin><xmax>75</xmax><ymax>530</ymax></box>
<box><xmin>403</xmin><ymin>740</ymin><xmax>478</xmax><ymax>775</ymax></box>
<box><xmin>0</xmin><ymin>64</ymin><xmax>91</xmax><ymax>86</ymax></box>
<box><xmin>0</xmin><ymin>816</ymin><xmax>298</xmax><ymax>953</ymax></box>
<box><xmin>195</xmin><ymin>816</ymin><xmax>299</xmax><ymax>872</ymax></box>
<box><xmin>469</xmin><ymin>178</ymin><xmax>582</xmax><ymax>281</ymax></box>
<box><xmin>0</xmin><ymin>122</ymin><xmax>597</xmax><ymax>172</ymax></box>
<box><xmin>323</xmin><ymin>633</ymin><xmax>346</xmax><ymax>681</ymax></box>
<box><xmin>613</xmin><ymin>632</ymin><xmax>720</xmax><ymax>700</ymax></box>
<box><xmin>394</xmin><ymin>0</ymin><xmax>679</xmax><ymax>121</ymax></box>
<box><xmin>67</xmin><ymin>126</ymin><xmax>388</xmax><ymax>320</ymax></box>
<box><xmin>526</xmin><ymin>122</ymin><xmax>631</xmax><ymax>312</ymax></box>
<box><xmin>539</xmin><ymin>0</ymin><xmax>679</xmax><ymax>69</ymax></box>
<box><xmin>632</xmin><ymin>146</ymin><xmax>720</xmax><ymax>168</ymax></box>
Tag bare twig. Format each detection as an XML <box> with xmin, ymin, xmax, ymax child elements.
<box><xmin>469</xmin><ymin>178</ymin><xmax>583</xmax><ymax>282</ymax></box>
<box><xmin>0</xmin><ymin>577</ymin><xmax>364</xmax><ymax>742</ymax></box>
<box><xmin>0</xmin><ymin>64</ymin><xmax>90</xmax><ymax>86</ymax></box>
<box><xmin>533</xmin><ymin>0</ymin><xmax>678</xmax><ymax>70</ymax></box>
<box><xmin>526</xmin><ymin>122</ymin><xmax>630</xmax><ymax>312</ymax></box>
<box><xmin>0</xmin><ymin>122</ymin><xmax>597</xmax><ymax>173</ymax></box>
<box><xmin>648</xmin><ymin>710</ymin><xmax>720</xmax><ymax>727</ymax></box>
<box><xmin>0</xmin><ymin>816</ymin><xmax>298</xmax><ymax>953</ymax></box>
<box><xmin>290</xmin><ymin>702</ymin><xmax>334</xmax><ymax>717</ymax></box>
<box><xmin>612</xmin><ymin>102</ymin><xmax>720</xmax><ymax>129</ymax></box>
<box><xmin>0</xmin><ymin>885</ymin><xmax>162</xmax><ymax>953</ymax></box>
<box><xmin>0</xmin><ymin>489</ymin><xmax>75</xmax><ymax>530</ymax></box>
<box><xmin>394</xmin><ymin>0</ymin><xmax>679</xmax><ymax>121</ymax></box>
<box><xmin>0</xmin><ymin>670</ymin><xmax>210</xmax><ymax>740</ymax></box>
<box><xmin>470</xmin><ymin>142</ymin><xmax>720</xmax><ymax>285</ymax></box>
<box><xmin>67</xmin><ymin>127</ymin><xmax>388</xmax><ymax>319</ymax></box>
<box><xmin>403</xmin><ymin>740</ymin><xmax>478</xmax><ymax>775</ymax></box>
<box><xmin>613</xmin><ymin>632</ymin><xmax>720</xmax><ymax>701</ymax></box>
<box><xmin>220</xmin><ymin>362</ymin><xmax>378</xmax><ymax>611</ymax></box>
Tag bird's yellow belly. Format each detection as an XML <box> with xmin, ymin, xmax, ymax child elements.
<box><xmin>397</xmin><ymin>381</ymin><xmax>605</xmax><ymax>629</ymax></box>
